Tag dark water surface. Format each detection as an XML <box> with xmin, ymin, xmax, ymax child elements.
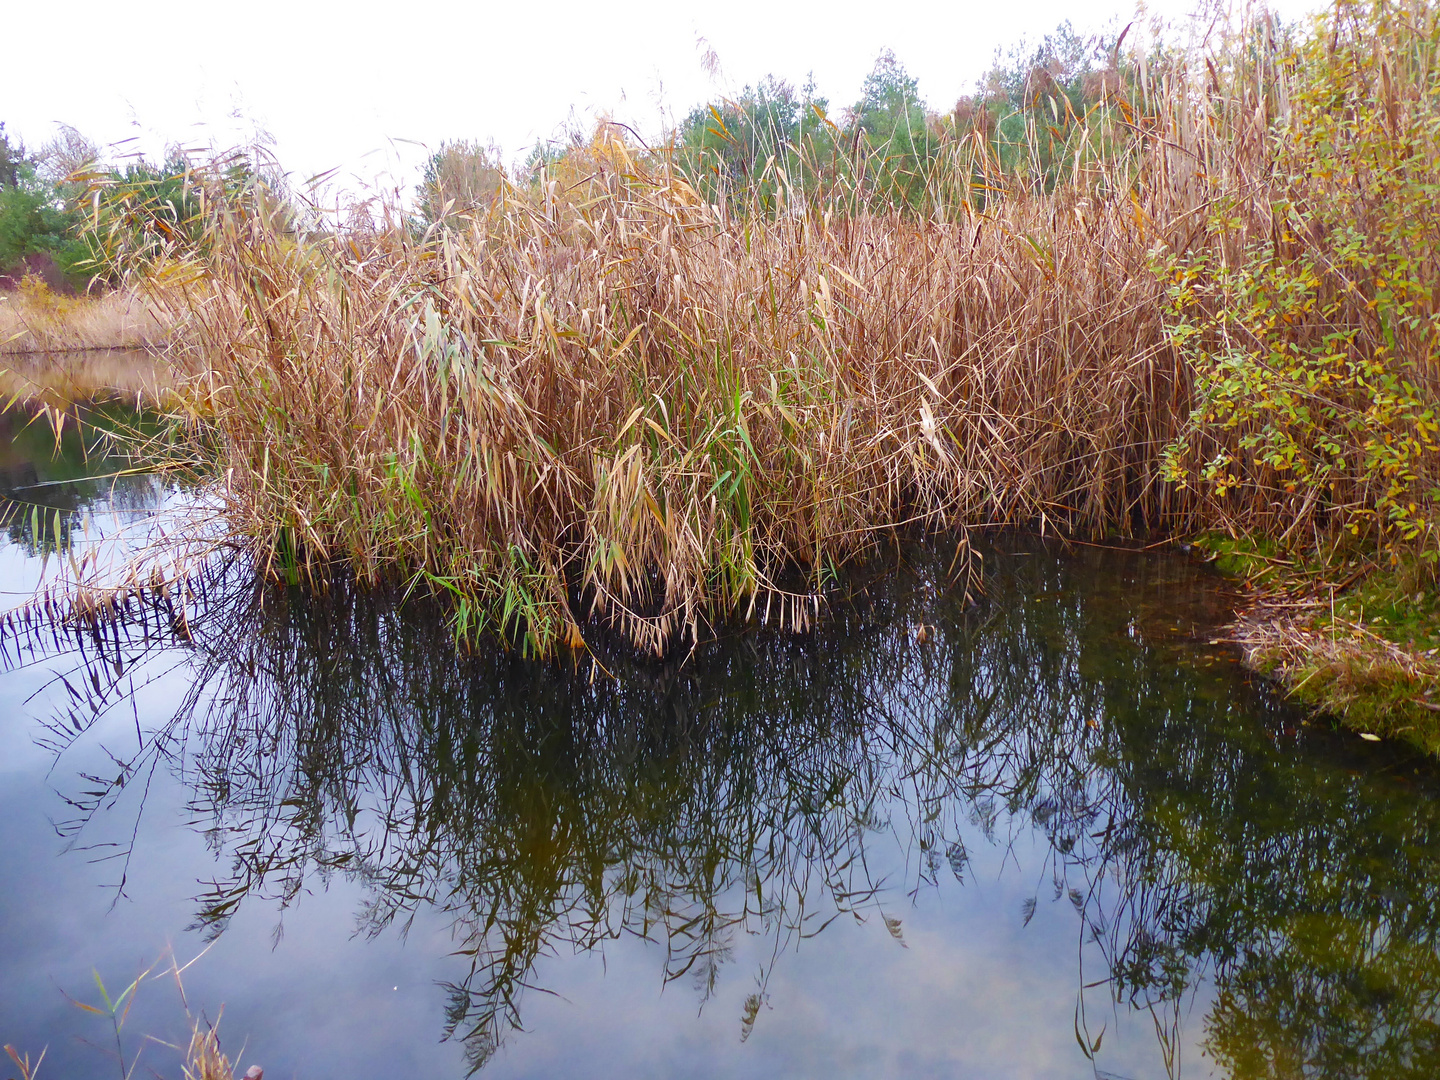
<box><xmin>3</xmin><ymin>410</ymin><xmax>1440</xmax><ymax>1080</ymax></box>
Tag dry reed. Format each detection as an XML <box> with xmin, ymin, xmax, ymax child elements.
<box><xmin>165</xmin><ymin>168</ymin><xmax>1189</xmax><ymax>653</ymax></box>
<box><xmin>0</xmin><ymin>280</ymin><xmax>171</xmax><ymax>355</ymax></box>
<box><xmin>106</xmin><ymin>0</ymin><xmax>1440</xmax><ymax>657</ymax></box>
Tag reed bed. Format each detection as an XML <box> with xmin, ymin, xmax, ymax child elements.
<box><xmin>163</xmin><ymin>170</ymin><xmax>1187</xmax><ymax>653</ymax></box>
<box><xmin>107</xmin><ymin>0</ymin><xmax>1440</xmax><ymax>656</ymax></box>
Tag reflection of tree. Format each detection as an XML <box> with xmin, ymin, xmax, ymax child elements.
<box><xmin>16</xmin><ymin>542</ymin><xmax>1440</xmax><ymax>1077</ymax></box>
<box><xmin>1050</xmin><ymin>570</ymin><xmax>1440</xmax><ymax>1080</ymax></box>
<box><xmin>0</xmin><ymin>404</ymin><xmax>168</xmax><ymax>553</ymax></box>
<box><xmin>1090</xmin><ymin>654</ymin><xmax>1440</xmax><ymax>1079</ymax></box>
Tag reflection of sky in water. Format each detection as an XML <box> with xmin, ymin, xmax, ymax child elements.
<box><xmin>486</xmin><ymin>832</ymin><xmax>1213</xmax><ymax>1080</ymax></box>
<box><xmin>4</xmin><ymin>411</ymin><xmax>1440</xmax><ymax>1080</ymax></box>
<box><xmin>0</xmin><ymin>723</ymin><xmax>1209</xmax><ymax>1080</ymax></box>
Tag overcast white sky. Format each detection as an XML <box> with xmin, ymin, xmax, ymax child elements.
<box><xmin>4</xmin><ymin>0</ymin><xmax>1319</xmax><ymax>200</ymax></box>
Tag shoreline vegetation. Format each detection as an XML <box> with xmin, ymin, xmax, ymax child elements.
<box><xmin>0</xmin><ymin>267</ymin><xmax>177</xmax><ymax>408</ymax></box>
<box><xmin>2</xmin><ymin>0</ymin><xmax>1438</xmax><ymax>749</ymax></box>
<box><xmin>1201</xmin><ymin>533</ymin><xmax>1440</xmax><ymax>749</ymax></box>
<box><xmin>0</xmin><ymin>281</ymin><xmax>171</xmax><ymax>358</ymax></box>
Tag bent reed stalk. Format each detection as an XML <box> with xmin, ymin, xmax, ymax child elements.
<box><xmin>121</xmin><ymin>1</ymin><xmax>1439</xmax><ymax>657</ymax></box>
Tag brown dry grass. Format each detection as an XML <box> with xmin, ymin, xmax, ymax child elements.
<box><xmin>82</xmin><ymin>0</ymin><xmax>1440</xmax><ymax>661</ymax></box>
<box><xmin>0</xmin><ymin>279</ymin><xmax>171</xmax><ymax>355</ymax></box>
<box><xmin>184</xmin><ymin>1023</ymin><xmax>234</xmax><ymax>1080</ymax></box>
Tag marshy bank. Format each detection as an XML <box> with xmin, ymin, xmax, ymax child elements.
<box><xmin>0</xmin><ymin>278</ymin><xmax>178</xmax><ymax>410</ymax></box>
<box><xmin>1201</xmin><ymin>533</ymin><xmax>1440</xmax><ymax>750</ymax></box>
<box><xmin>0</xmin><ymin>280</ymin><xmax>171</xmax><ymax>357</ymax></box>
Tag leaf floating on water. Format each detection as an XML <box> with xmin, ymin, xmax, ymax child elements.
<box><xmin>1360</xmin><ymin>732</ymin><xmax>1382</xmax><ymax>741</ymax></box>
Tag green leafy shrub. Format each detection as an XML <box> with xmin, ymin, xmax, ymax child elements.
<box><xmin>0</xmin><ymin>123</ymin><xmax>93</xmax><ymax>286</ymax></box>
<box><xmin>1161</xmin><ymin>0</ymin><xmax>1440</xmax><ymax>561</ymax></box>
<box><xmin>669</xmin><ymin>33</ymin><xmax>1127</xmax><ymax>218</ymax></box>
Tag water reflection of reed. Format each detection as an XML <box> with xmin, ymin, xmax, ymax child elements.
<box><xmin>14</xmin><ymin>543</ymin><xmax>1440</xmax><ymax>1077</ymax></box>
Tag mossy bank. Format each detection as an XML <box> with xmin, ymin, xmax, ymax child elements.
<box><xmin>1196</xmin><ymin>533</ymin><xmax>1440</xmax><ymax>755</ymax></box>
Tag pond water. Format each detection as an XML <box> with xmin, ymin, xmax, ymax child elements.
<box><xmin>3</xmin><ymin>406</ymin><xmax>1440</xmax><ymax>1080</ymax></box>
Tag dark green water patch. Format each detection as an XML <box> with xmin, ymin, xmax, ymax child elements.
<box><xmin>0</xmin><ymin>402</ymin><xmax>171</xmax><ymax>558</ymax></box>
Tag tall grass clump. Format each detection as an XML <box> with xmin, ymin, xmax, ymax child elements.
<box><xmin>0</xmin><ymin>277</ymin><xmax>170</xmax><ymax>355</ymax></box>
<box><xmin>153</xmin><ymin>153</ymin><xmax>1185</xmax><ymax>654</ymax></box>
<box><xmin>108</xmin><ymin>0</ymin><xmax>1440</xmax><ymax>658</ymax></box>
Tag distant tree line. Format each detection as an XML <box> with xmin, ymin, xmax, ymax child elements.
<box><xmin>413</xmin><ymin>22</ymin><xmax>1126</xmax><ymax>224</ymax></box>
<box><xmin>673</xmin><ymin>23</ymin><xmax>1125</xmax><ymax>213</ymax></box>
<box><xmin>4</xmin><ymin>22</ymin><xmax>1131</xmax><ymax>279</ymax></box>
